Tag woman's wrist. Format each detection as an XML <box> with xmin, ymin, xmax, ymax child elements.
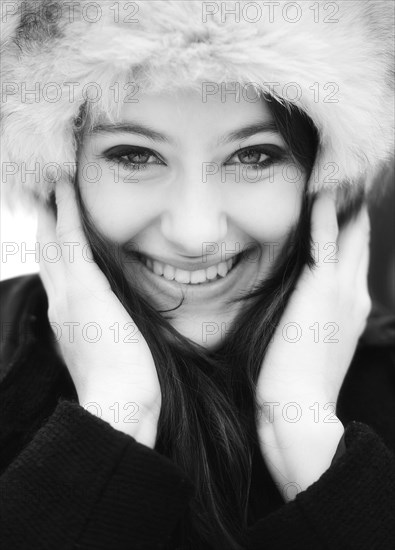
<box><xmin>258</xmin><ymin>397</ymin><xmax>345</xmax><ymax>501</ymax></box>
<box><xmin>78</xmin><ymin>393</ymin><xmax>159</xmax><ymax>448</ymax></box>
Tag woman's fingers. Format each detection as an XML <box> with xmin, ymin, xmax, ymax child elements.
<box><xmin>55</xmin><ymin>178</ymin><xmax>87</xmax><ymax>247</ymax></box>
<box><xmin>309</xmin><ymin>190</ymin><xmax>339</xmax><ymax>274</ymax></box>
<box><xmin>311</xmin><ymin>189</ymin><xmax>339</xmax><ymax>241</ymax></box>
<box><xmin>337</xmin><ymin>205</ymin><xmax>371</xmax><ymax>281</ymax></box>
<box><xmin>36</xmin><ymin>199</ymin><xmax>64</xmax><ymax>297</ymax></box>
<box><xmin>54</xmin><ymin>179</ymin><xmax>109</xmax><ymax>292</ymax></box>
<box><xmin>356</xmin><ymin>235</ymin><xmax>371</xmax><ymax>292</ymax></box>
<box><xmin>309</xmin><ymin>192</ymin><xmax>371</xmax><ymax>291</ymax></box>
<box><xmin>355</xmin><ymin>220</ymin><xmax>372</xmax><ymax>323</ymax></box>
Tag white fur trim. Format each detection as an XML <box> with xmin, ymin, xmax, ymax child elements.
<box><xmin>1</xmin><ymin>0</ymin><xmax>394</xmax><ymax>208</ymax></box>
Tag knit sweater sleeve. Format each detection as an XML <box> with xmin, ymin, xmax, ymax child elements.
<box><xmin>0</xmin><ymin>398</ymin><xmax>195</xmax><ymax>550</ymax></box>
<box><xmin>246</xmin><ymin>421</ymin><xmax>395</xmax><ymax>550</ymax></box>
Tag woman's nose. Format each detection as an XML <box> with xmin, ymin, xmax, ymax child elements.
<box><xmin>160</xmin><ymin>179</ymin><xmax>228</xmax><ymax>256</ymax></box>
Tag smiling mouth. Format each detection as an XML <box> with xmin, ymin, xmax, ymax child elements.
<box><xmin>135</xmin><ymin>252</ymin><xmax>244</xmax><ymax>285</ymax></box>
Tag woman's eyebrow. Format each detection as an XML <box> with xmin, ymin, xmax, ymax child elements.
<box><xmin>218</xmin><ymin>121</ymin><xmax>279</xmax><ymax>145</ymax></box>
<box><xmin>88</xmin><ymin>120</ymin><xmax>279</xmax><ymax>146</ymax></box>
<box><xmin>88</xmin><ymin>122</ymin><xmax>171</xmax><ymax>143</ymax></box>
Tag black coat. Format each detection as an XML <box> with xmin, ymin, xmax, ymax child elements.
<box><xmin>1</xmin><ymin>274</ymin><xmax>395</xmax><ymax>550</ymax></box>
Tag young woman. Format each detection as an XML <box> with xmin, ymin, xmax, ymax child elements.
<box><xmin>1</xmin><ymin>1</ymin><xmax>394</xmax><ymax>549</ymax></box>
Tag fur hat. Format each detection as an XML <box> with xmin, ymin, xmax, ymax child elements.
<box><xmin>1</xmin><ymin>0</ymin><xmax>394</xmax><ymax>209</ymax></box>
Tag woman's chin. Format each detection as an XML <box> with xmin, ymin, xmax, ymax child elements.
<box><xmin>165</xmin><ymin>312</ymin><xmax>239</xmax><ymax>351</ymax></box>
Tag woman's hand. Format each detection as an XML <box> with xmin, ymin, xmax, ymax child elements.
<box><xmin>256</xmin><ymin>190</ymin><xmax>371</xmax><ymax>499</ymax></box>
<box><xmin>36</xmin><ymin>179</ymin><xmax>161</xmax><ymax>448</ymax></box>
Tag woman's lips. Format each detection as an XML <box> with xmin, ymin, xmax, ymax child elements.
<box><xmin>137</xmin><ymin>252</ymin><xmax>240</xmax><ymax>285</ymax></box>
<box><xmin>126</xmin><ymin>248</ymin><xmax>260</xmax><ymax>302</ymax></box>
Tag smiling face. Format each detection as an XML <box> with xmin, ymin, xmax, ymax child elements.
<box><xmin>77</xmin><ymin>88</ymin><xmax>306</xmax><ymax>349</ymax></box>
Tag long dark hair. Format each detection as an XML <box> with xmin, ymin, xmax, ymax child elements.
<box><xmin>73</xmin><ymin>96</ymin><xmax>365</xmax><ymax>549</ymax></box>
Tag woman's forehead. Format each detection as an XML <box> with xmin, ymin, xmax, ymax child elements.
<box><xmin>84</xmin><ymin>86</ymin><xmax>276</xmax><ymax>142</ymax></box>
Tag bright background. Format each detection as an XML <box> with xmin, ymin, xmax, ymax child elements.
<box><xmin>1</xmin><ymin>200</ymin><xmax>39</xmax><ymax>281</ymax></box>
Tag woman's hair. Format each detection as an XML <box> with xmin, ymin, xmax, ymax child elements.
<box><xmin>72</xmin><ymin>95</ymin><xmax>365</xmax><ymax>549</ymax></box>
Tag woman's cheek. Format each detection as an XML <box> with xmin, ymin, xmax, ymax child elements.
<box><xmin>227</xmin><ymin>175</ymin><xmax>304</xmax><ymax>242</ymax></box>
<box><xmin>78</xmin><ymin>169</ymin><xmax>159</xmax><ymax>242</ymax></box>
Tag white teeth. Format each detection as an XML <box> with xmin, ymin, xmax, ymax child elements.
<box><xmin>146</xmin><ymin>258</ymin><xmax>154</xmax><ymax>270</ymax></box>
<box><xmin>142</xmin><ymin>255</ymin><xmax>239</xmax><ymax>284</ymax></box>
<box><xmin>163</xmin><ymin>264</ymin><xmax>175</xmax><ymax>280</ymax></box>
<box><xmin>153</xmin><ymin>260</ymin><xmax>164</xmax><ymax>276</ymax></box>
<box><xmin>174</xmin><ymin>268</ymin><xmax>191</xmax><ymax>284</ymax></box>
<box><xmin>217</xmin><ymin>262</ymin><xmax>228</xmax><ymax>277</ymax></box>
<box><xmin>190</xmin><ymin>269</ymin><xmax>208</xmax><ymax>284</ymax></box>
<box><xmin>206</xmin><ymin>265</ymin><xmax>219</xmax><ymax>280</ymax></box>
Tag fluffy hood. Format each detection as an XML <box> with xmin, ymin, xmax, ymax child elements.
<box><xmin>1</xmin><ymin>0</ymin><xmax>394</xmax><ymax>209</ymax></box>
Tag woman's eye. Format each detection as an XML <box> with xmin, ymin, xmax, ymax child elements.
<box><xmin>237</xmin><ymin>148</ymin><xmax>270</xmax><ymax>166</ymax></box>
<box><xmin>103</xmin><ymin>146</ymin><xmax>164</xmax><ymax>170</ymax></box>
<box><xmin>226</xmin><ymin>145</ymin><xmax>283</xmax><ymax>170</ymax></box>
